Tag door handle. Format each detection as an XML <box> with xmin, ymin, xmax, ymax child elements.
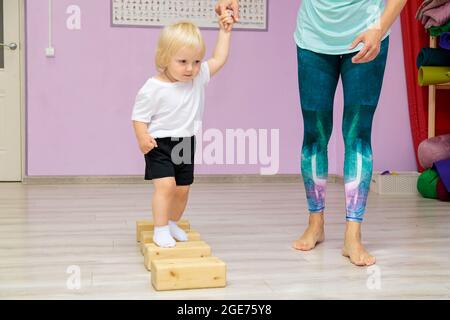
<box><xmin>0</xmin><ymin>42</ymin><xmax>18</xmax><ymax>50</ymax></box>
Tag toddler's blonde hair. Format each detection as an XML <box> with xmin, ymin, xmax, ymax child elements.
<box><xmin>155</xmin><ymin>22</ymin><xmax>206</xmax><ymax>71</ymax></box>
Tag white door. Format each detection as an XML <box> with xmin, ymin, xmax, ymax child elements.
<box><xmin>0</xmin><ymin>0</ymin><xmax>22</xmax><ymax>181</ymax></box>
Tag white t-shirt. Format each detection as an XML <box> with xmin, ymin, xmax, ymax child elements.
<box><xmin>131</xmin><ymin>62</ymin><xmax>210</xmax><ymax>138</ymax></box>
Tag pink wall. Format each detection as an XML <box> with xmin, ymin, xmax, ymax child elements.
<box><xmin>26</xmin><ymin>0</ymin><xmax>416</xmax><ymax>176</ymax></box>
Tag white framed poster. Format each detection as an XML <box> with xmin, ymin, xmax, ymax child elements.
<box><xmin>111</xmin><ymin>0</ymin><xmax>268</xmax><ymax>30</ymax></box>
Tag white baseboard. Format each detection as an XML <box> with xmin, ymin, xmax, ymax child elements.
<box><xmin>23</xmin><ymin>174</ymin><xmax>344</xmax><ymax>185</ymax></box>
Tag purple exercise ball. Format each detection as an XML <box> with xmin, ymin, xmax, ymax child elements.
<box><xmin>418</xmin><ymin>134</ymin><xmax>450</xmax><ymax>169</ymax></box>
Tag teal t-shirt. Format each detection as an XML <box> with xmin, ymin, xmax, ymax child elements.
<box><xmin>294</xmin><ymin>0</ymin><xmax>390</xmax><ymax>55</ymax></box>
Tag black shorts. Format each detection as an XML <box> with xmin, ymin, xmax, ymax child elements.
<box><xmin>144</xmin><ymin>136</ymin><xmax>196</xmax><ymax>186</ymax></box>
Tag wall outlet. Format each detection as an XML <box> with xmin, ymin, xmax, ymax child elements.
<box><xmin>45</xmin><ymin>47</ymin><xmax>55</xmax><ymax>57</ymax></box>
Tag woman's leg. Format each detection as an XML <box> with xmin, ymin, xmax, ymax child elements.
<box><xmin>293</xmin><ymin>47</ymin><xmax>340</xmax><ymax>250</ymax></box>
<box><xmin>340</xmin><ymin>37</ymin><xmax>389</xmax><ymax>265</ymax></box>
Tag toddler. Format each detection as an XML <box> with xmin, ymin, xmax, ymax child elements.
<box><xmin>132</xmin><ymin>15</ymin><xmax>234</xmax><ymax>247</ymax></box>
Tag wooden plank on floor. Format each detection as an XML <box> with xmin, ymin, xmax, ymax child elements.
<box><xmin>136</xmin><ymin>219</ymin><xmax>190</xmax><ymax>242</ymax></box>
<box><xmin>140</xmin><ymin>230</ymin><xmax>201</xmax><ymax>254</ymax></box>
<box><xmin>144</xmin><ymin>241</ymin><xmax>211</xmax><ymax>271</ymax></box>
<box><xmin>151</xmin><ymin>256</ymin><xmax>226</xmax><ymax>291</ymax></box>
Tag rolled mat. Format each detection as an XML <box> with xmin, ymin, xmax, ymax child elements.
<box><xmin>436</xmin><ymin>178</ymin><xmax>450</xmax><ymax>201</ymax></box>
<box><xmin>439</xmin><ymin>32</ymin><xmax>450</xmax><ymax>50</ymax></box>
<box><xmin>418</xmin><ymin>66</ymin><xmax>450</xmax><ymax>85</ymax></box>
<box><xmin>417</xmin><ymin>169</ymin><xmax>439</xmax><ymax>199</ymax></box>
<box><xmin>429</xmin><ymin>19</ymin><xmax>450</xmax><ymax>37</ymax></box>
<box><xmin>416</xmin><ymin>47</ymin><xmax>450</xmax><ymax>68</ymax></box>
<box><xmin>433</xmin><ymin>157</ymin><xmax>450</xmax><ymax>192</ymax></box>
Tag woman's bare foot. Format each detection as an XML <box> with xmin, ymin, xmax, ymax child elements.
<box><xmin>342</xmin><ymin>221</ymin><xmax>376</xmax><ymax>266</ymax></box>
<box><xmin>292</xmin><ymin>213</ymin><xmax>325</xmax><ymax>251</ymax></box>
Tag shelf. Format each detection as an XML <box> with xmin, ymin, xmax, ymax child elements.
<box><xmin>427</xmin><ymin>36</ymin><xmax>450</xmax><ymax>138</ymax></box>
<box><xmin>436</xmin><ymin>83</ymin><xmax>450</xmax><ymax>90</ymax></box>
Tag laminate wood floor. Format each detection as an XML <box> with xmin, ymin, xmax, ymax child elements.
<box><xmin>0</xmin><ymin>182</ymin><xmax>449</xmax><ymax>299</ymax></box>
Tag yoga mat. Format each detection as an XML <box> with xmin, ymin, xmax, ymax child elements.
<box><xmin>418</xmin><ymin>66</ymin><xmax>450</xmax><ymax>85</ymax></box>
<box><xmin>429</xmin><ymin>19</ymin><xmax>450</xmax><ymax>37</ymax></box>
<box><xmin>439</xmin><ymin>32</ymin><xmax>450</xmax><ymax>50</ymax></box>
<box><xmin>416</xmin><ymin>47</ymin><xmax>450</xmax><ymax>68</ymax></box>
<box><xmin>434</xmin><ymin>157</ymin><xmax>450</xmax><ymax>192</ymax></box>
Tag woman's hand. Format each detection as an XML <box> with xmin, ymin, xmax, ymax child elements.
<box><xmin>349</xmin><ymin>28</ymin><xmax>383</xmax><ymax>64</ymax></box>
<box><xmin>219</xmin><ymin>11</ymin><xmax>234</xmax><ymax>32</ymax></box>
<box><xmin>215</xmin><ymin>0</ymin><xmax>240</xmax><ymax>22</ymax></box>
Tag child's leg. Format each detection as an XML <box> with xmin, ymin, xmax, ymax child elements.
<box><xmin>168</xmin><ymin>136</ymin><xmax>196</xmax><ymax>241</ymax></box>
<box><xmin>170</xmin><ymin>186</ymin><xmax>190</xmax><ymax>222</ymax></box>
<box><xmin>168</xmin><ymin>186</ymin><xmax>190</xmax><ymax>241</ymax></box>
<box><xmin>152</xmin><ymin>177</ymin><xmax>177</xmax><ymax>247</ymax></box>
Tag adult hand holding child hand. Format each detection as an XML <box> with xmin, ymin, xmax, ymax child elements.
<box><xmin>215</xmin><ymin>0</ymin><xmax>240</xmax><ymax>22</ymax></box>
<box><xmin>219</xmin><ymin>10</ymin><xmax>235</xmax><ymax>32</ymax></box>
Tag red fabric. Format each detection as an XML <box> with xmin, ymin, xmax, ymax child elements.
<box><xmin>436</xmin><ymin>92</ymin><xmax>450</xmax><ymax>137</ymax></box>
<box><xmin>436</xmin><ymin>178</ymin><xmax>450</xmax><ymax>201</ymax></box>
<box><xmin>400</xmin><ymin>0</ymin><xmax>450</xmax><ymax>171</ymax></box>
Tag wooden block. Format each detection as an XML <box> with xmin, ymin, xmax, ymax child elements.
<box><xmin>140</xmin><ymin>230</ymin><xmax>201</xmax><ymax>255</ymax></box>
<box><xmin>136</xmin><ymin>219</ymin><xmax>190</xmax><ymax>242</ymax></box>
<box><xmin>144</xmin><ymin>241</ymin><xmax>211</xmax><ymax>271</ymax></box>
<box><xmin>151</xmin><ymin>257</ymin><xmax>227</xmax><ymax>291</ymax></box>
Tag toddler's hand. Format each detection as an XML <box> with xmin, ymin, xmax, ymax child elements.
<box><xmin>138</xmin><ymin>134</ymin><xmax>158</xmax><ymax>154</ymax></box>
<box><xmin>219</xmin><ymin>11</ymin><xmax>234</xmax><ymax>32</ymax></box>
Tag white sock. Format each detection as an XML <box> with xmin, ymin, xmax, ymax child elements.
<box><xmin>153</xmin><ymin>225</ymin><xmax>176</xmax><ymax>248</ymax></box>
<box><xmin>168</xmin><ymin>220</ymin><xmax>188</xmax><ymax>241</ymax></box>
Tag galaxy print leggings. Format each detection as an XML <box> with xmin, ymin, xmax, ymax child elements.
<box><xmin>297</xmin><ymin>37</ymin><xmax>389</xmax><ymax>222</ymax></box>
